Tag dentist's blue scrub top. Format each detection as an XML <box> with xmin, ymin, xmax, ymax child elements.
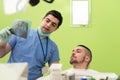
<box><xmin>8</xmin><ymin>28</ymin><xmax>60</xmax><ymax>80</ymax></box>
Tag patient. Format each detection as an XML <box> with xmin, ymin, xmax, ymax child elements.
<box><xmin>66</xmin><ymin>45</ymin><xmax>97</xmax><ymax>72</ymax></box>
<box><xmin>63</xmin><ymin>45</ymin><xmax>118</xmax><ymax>80</ymax></box>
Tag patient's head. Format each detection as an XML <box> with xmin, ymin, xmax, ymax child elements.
<box><xmin>70</xmin><ymin>45</ymin><xmax>92</xmax><ymax>69</ymax></box>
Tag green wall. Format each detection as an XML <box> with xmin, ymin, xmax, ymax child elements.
<box><xmin>0</xmin><ymin>0</ymin><xmax>120</xmax><ymax>75</ymax></box>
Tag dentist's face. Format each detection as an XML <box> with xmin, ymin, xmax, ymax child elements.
<box><xmin>41</xmin><ymin>14</ymin><xmax>59</xmax><ymax>34</ymax></box>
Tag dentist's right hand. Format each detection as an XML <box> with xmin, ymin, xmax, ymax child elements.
<box><xmin>0</xmin><ymin>27</ymin><xmax>12</xmax><ymax>43</ymax></box>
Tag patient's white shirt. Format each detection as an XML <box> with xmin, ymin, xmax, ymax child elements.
<box><xmin>63</xmin><ymin>68</ymin><xmax>118</xmax><ymax>80</ymax></box>
<box><xmin>63</xmin><ymin>68</ymin><xmax>99</xmax><ymax>79</ymax></box>
<box><xmin>64</xmin><ymin>68</ymin><xmax>99</xmax><ymax>73</ymax></box>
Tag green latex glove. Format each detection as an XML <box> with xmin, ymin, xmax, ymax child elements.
<box><xmin>0</xmin><ymin>27</ymin><xmax>12</xmax><ymax>43</ymax></box>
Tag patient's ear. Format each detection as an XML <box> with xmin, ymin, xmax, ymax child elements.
<box><xmin>85</xmin><ymin>56</ymin><xmax>90</xmax><ymax>62</ymax></box>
